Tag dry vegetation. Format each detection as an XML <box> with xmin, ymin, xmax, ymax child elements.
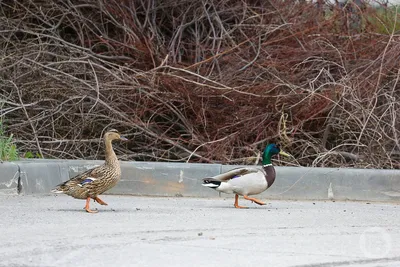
<box><xmin>0</xmin><ymin>0</ymin><xmax>399</xmax><ymax>168</ymax></box>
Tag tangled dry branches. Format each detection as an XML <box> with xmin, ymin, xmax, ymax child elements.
<box><xmin>0</xmin><ymin>0</ymin><xmax>399</xmax><ymax>168</ymax></box>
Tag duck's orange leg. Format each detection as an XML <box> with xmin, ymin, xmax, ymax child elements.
<box><xmin>234</xmin><ymin>194</ymin><xmax>248</xmax><ymax>209</ymax></box>
<box><xmin>94</xmin><ymin>197</ymin><xmax>108</xmax><ymax>206</ymax></box>
<box><xmin>85</xmin><ymin>197</ymin><xmax>98</xmax><ymax>213</ymax></box>
<box><xmin>243</xmin><ymin>195</ymin><xmax>266</xmax><ymax>205</ymax></box>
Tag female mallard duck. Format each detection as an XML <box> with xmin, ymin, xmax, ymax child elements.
<box><xmin>202</xmin><ymin>144</ymin><xmax>289</xmax><ymax>208</ymax></box>
<box><xmin>51</xmin><ymin>129</ymin><xmax>128</xmax><ymax>213</ymax></box>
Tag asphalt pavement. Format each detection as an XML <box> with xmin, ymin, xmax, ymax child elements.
<box><xmin>1</xmin><ymin>195</ymin><xmax>399</xmax><ymax>267</ymax></box>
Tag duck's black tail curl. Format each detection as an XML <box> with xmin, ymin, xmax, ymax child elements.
<box><xmin>202</xmin><ymin>178</ymin><xmax>221</xmax><ymax>188</ymax></box>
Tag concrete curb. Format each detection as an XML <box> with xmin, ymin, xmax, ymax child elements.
<box><xmin>222</xmin><ymin>165</ymin><xmax>400</xmax><ymax>202</ymax></box>
<box><xmin>0</xmin><ymin>162</ymin><xmax>19</xmax><ymax>195</ymax></box>
<box><xmin>1</xmin><ymin>160</ymin><xmax>400</xmax><ymax>202</ymax></box>
<box><xmin>18</xmin><ymin>161</ymin><xmax>70</xmax><ymax>195</ymax></box>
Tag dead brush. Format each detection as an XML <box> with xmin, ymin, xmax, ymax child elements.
<box><xmin>0</xmin><ymin>0</ymin><xmax>399</xmax><ymax>168</ymax></box>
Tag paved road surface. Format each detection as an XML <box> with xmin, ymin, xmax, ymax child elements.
<box><xmin>0</xmin><ymin>195</ymin><xmax>399</xmax><ymax>267</ymax></box>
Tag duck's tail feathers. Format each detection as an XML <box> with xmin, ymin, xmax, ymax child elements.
<box><xmin>202</xmin><ymin>178</ymin><xmax>221</xmax><ymax>188</ymax></box>
<box><xmin>51</xmin><ymin>188</ymin><xmax>64</xmax><ymax>194</ymax></box>
<box><xmin>51</xmin><ymin>183</ymin><xmax>67</xmax><ymax>194</ymax></box>
<box><xmin>51</xmin><ymin>179</ymin><xmax>71</xmax><ymax>193</ymax></box>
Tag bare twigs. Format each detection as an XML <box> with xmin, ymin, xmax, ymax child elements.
<box><xmin>0</xmin><ymin>0</ymin><xmax>399</xmax><ymax>168</ymax></box>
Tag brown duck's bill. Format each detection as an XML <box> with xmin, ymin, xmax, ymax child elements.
<box><xmin>279</xmin><ymin>151</ymin><xmax>291</xmax><ymax>157</ymax></box>
<box><xmin>120</xmin><ymin>136</ymin><xmax>128</xmax><ymax>141</ymax></box>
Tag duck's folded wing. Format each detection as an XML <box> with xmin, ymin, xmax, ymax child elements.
<box><xmin>57</xmin><ymin>167</ymin><xmax>102</xmax><ymax>188</ymax></box>
<box><xmin>204</xmin><ymin>167</ymin><xmax>260</xmax><ymax>182</ymax></box>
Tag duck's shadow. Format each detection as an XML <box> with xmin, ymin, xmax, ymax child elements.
<box><xmin>203</xmin><ymin>205</ymin><xmax>272</xmax><ymax>210</ymax></box>
<box><xmin>50</xmin><ymin>208</ymin><xmax>140</xmax><ymax>213</ymax></box>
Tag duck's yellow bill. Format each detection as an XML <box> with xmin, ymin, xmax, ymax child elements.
<box><xmin>279</xmin><ymin>151</ymin><xmax>291</xmax><ymax>157</ymax></box>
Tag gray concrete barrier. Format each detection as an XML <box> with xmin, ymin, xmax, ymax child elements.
<box><xmin>0</xmin><ymin>162</ymin><xmax>19</xmax><ymax>195</ymax></box>
<box><xmin>18</xmin><ymin>161</ymin><xmax>70</xmax><ymax>195</ymax></box>
<box><xmin>221</xmin><ymin>165</ymin><xmax>400</xmax><ymax>202</ymax></box>
<box><xmin>1</xmin><ymin>160</ymin><xmax>400</xmax><ymax>202</ymax></box>
<box><xmin>114</xmin><ymin>161</ymin><xmax>221</xmax><ymax>197</ymax></box>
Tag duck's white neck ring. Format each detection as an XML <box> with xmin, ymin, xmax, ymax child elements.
<box><xmin>263</xmin><ymin>164</ymin><xmax>273</xmax><ymax>167</ymax></box>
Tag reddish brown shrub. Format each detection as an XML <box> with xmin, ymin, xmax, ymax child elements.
<box><xmin>0</xmin><ymin>0</ymin><xmax>399</xmax><ymax>168</ymax></box>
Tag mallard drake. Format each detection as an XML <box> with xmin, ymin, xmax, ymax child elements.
<box><xmin>51</xmin><ymin>129</ymin><xmax>128</xmax><ymax>213</ymax></box>
<box><xmin>202</xmin><ymin>144</ymin><xmax>289</xmax><ymax>208</ymax></box>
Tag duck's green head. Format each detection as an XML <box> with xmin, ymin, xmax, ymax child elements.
<box><xmin>262</xmin><ymin>144</ymin><xmax>290</xmax><ymax>165</ymax></box>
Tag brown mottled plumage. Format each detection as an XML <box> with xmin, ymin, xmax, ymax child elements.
<box><xmin>52</xmin><ymin>129</ymin><xmax>128</xmax><ymax>213</ymax></box>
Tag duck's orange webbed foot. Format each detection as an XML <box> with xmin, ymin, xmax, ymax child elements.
<box><xmin>84</xmin><ymin>197</ymin><xmax>98</xmax><ymax>213</ymax></box>
<box><xmin>243</xmin><ymin>195</ymin><xmax>266</xmax><ymax>206</ymax></box>
<box><xmin>234</xmin><ymin>194</ymin><xmax>248</xmax><ymax>209</ymax></box>
<box><xmin>94</xmin><ymin>197</ymin><xmax>108</xmax><ymax>206</ymax></box>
